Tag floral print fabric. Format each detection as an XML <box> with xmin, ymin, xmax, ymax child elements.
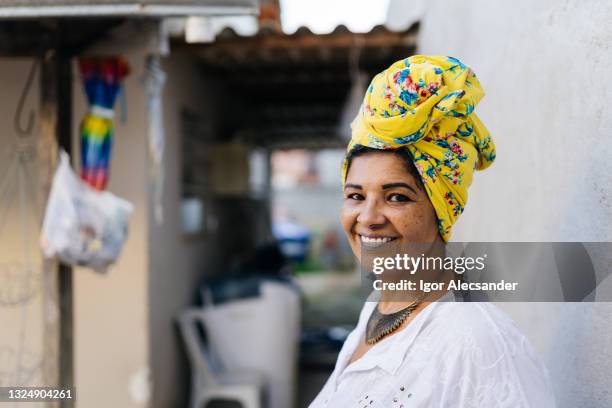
<box><xmin>343</xmin><ymin>56</ymin><xmax>496</xmax><ymax>241</ymax></box>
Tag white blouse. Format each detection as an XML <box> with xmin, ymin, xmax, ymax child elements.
<box><xmin>309</xmin><ymin>292</ymin><xmax>556</xmax><ymax>408</ymax></box>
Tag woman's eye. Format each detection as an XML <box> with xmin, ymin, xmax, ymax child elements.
<box><xmin>346</xmin><ymin>193</ymin><xmax>364</xmax><ymax>200</ymax></box>
<box><xmin>388</xmin><ymin>193</ymin><xmax>411</xmax><ymax>202</ymax></box>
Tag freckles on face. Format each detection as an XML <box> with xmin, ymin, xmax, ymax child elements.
<box><xmin>340</xmin><ymin>152</ymin><xmax>440</xmax><ymax>258</ymax></box>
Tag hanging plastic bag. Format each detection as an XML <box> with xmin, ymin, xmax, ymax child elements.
<box><xmin>40</xmin><ymin>150</ymin><xmax>134</xmax><ymax>272</ymax></box>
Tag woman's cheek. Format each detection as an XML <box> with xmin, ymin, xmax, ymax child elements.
<box><xmin>394</xmin><ymin>207</ymin><xmax>431</xmax><ymax>241</ymax></box>
<box><xmin>416</xmin><ymin>207</ymin><xmax>439</xmax><ymax>242</ymax></box>
<box><xmin>339</xmin><ymin>205</ymin><xmax>357</xmax><ymax>233</ymax></box>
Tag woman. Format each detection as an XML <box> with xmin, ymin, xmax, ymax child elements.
<box><xmin>309</xmin><ymin>56</ymin><xmax>555</xmax><ymax>407</ymax></box>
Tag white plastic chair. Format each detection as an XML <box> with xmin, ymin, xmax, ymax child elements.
<box><xmin>177</xmin><ymin>308</ymin><xmax>265</xmax><ymax>408</ymax></box>
<box><xmin>199</xmin><ymin>282</ymin><xmax>301</xmax><ymax>408</ymax></box>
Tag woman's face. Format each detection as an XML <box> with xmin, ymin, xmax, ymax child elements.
<box><xmin>340</xmin><ymin>152</ymin><xmax>442</xmax><ymax>260</ymax></box>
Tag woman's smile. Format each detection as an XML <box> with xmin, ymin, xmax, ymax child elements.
<box><xmin>358</xmin><ymin>234</ymin><xmax>399</xmax><ymax>248</ymax></box>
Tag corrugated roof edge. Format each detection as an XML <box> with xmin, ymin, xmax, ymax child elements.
<box><xmin>214</xmin><ymin>21</ymin><xmax>420</xmax><ymax>41</ymax></box>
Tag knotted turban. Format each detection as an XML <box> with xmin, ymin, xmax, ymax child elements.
<box><xmin>342</xmin><ymin>56</ymin><xmax>496</xmax><ymax>241</ymax></box>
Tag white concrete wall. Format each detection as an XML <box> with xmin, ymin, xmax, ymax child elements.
<box><xmin>416</xmin><ymin>0</ymin><xmax>612</xmax><ymax>243</ymax></box>
<box><xmin>386</xmin><ymin>0</ymin><xmax>612</xmax><ymax>406</ymax></box>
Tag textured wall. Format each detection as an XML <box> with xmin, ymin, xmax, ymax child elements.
<box><xmin>386</xmin><ymin>0</ymin><xmax>612</xmax><ymax>406</ymax></box>
<box><xmin>0</xmin><ymin>58</ymin><xmax>51</xmax><ymax>388</ymax></box>
<box><xmin>417</xmin><ymin>0</ymin><xmax>612</xmax><ymax>243</ymax></box>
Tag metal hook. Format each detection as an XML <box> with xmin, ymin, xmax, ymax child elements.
<box><xmin>14</xmin><ymin>58</ymin><xmax>39</xmax><ymax>138</ymax></box>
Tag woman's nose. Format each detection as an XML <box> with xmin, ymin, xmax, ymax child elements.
<box><xmin>356</xmin><ymin>198</ymin><xmax>386</xmax><ymax>227</ymax></box>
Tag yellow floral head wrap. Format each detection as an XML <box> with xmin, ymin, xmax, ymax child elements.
<box><xmin>342</xmin><ymin>55</ymin><xmax>496</xmax><ymax>241</ymax></box>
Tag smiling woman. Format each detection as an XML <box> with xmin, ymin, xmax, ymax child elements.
<box><xmin>308</xmin><ymin>56</ymin><xmax>556</xmax><ymax>407</ymax></box>
<box><xmin>341</xmin><ymin>146</ymin><xmax>440</xmax><ymax>259</ymax></box>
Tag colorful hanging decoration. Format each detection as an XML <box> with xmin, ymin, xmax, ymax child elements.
<box><xmin>78</xmin><ymin>57</ymin><xmax>130</xmax><ymax>190</ymax></box>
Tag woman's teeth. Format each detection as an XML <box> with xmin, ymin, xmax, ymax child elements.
<box><xmin>360</xmin><ymin>235</ymin><xmax>396</xmax><ymax>243</ymax></box>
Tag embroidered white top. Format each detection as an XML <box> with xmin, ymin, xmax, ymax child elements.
<box><xmin>309</xmin><ymin>293</ymin><xmax>556</xmax><ymax>408</ymax></box>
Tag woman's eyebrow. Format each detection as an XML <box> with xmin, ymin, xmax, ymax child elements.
<box><xmin>344</xmin><ymin>183</ymin><xmax>362</xmax><ymax>190</ymax></box>
<box><xmin>382</xmin><ymin>182</ymin><xmax>418</xmax><ymax>194</ymax></box>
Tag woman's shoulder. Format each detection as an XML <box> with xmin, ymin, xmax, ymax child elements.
<box><xmin>416</xmin><ymin>301</ymin><xmax>556</xmax><ymax>407</ymax></box>
<box><xmin>423</xmin><ymin>300</ymin><xmax>544</xmax><ymax>368</ymax></box>
<box><xmin>428</xmin><ymin>300</ymin><xmax>525</xmax><ymax>345</ymax></box>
